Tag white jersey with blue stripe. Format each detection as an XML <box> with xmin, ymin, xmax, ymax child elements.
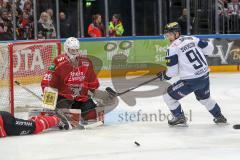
<box><xmin>165</xmin><ymin>36</ymin><xmax>214</xmax><ymax>80</ymax></box>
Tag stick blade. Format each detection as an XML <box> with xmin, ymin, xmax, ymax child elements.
<box><xmin>105</xmin><ymin>87</ymin><xmax>118</xmax><ymax>97</ymax></box>
<box><xmin>14</xmin><ymin>80</ymin><xmax>20</xmax><ymax>85</ymax></box>
<box><xmin>79</xmin><ymin>121</ymin><xmax>103</xmax><ymax>129</ymax></box>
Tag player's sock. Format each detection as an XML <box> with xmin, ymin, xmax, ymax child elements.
<box><xmin>206</xmin><ymin>103</ymin><xmax>227</xmax><ymax>123</ymax></box>
<box><xmin>170</xmin><ymin>105</ymin><xmax>184</xmax><ymax>118</ymax></box>
<box><xmin>199</xmin><ymin>98</ymin><xmax>223</xmax><ymax>117</ymax></box>
<box><xmin>0</xmin><ymin>116</ymin><xmax>7</xmax><ymax>137</ymax></box>
<box><xmin>31</xmin><ymin>115</ymin><xmax>60</xmax><ymax>134</ymax></box>
<box><xmin>163</xmin><ymin>93</ymin><xmax>184</xmax><ymax>117</ymax></box>
<box><xmin>209</xmin><ymin>103</ymin><xmax>222</xmax><ymax>118</ymax></box>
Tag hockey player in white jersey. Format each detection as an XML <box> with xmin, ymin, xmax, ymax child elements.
<box><xmin>157</xmin><ymin>22</ymin><xmax>227</xmax><ymax>126</ymax></box>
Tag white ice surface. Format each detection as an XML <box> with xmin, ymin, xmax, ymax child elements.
<box><xmin>1</xmin><ymin>73</ymin><xmax>240</xmax><ymax>160</ymax></box>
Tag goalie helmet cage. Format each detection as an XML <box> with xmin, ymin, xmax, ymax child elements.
<box><xmin>0</xmin><ymin>40</ymin><xmax>61</xmax><ymax>116</ymax></box>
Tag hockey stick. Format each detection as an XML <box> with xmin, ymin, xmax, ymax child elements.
<box><xmin>78</xmin><ymin>121</ymin><xmax>103</xmax><ymax>129</ymax></box>
<box><xmin>14</xmin><ymin>81</ymin><xmax>42</xmax><ymax>101</ymax></box>
<box><xmin>105</xmin><ymin>76</ymin><xmax>160</xmax><ymax>97</ymax></box>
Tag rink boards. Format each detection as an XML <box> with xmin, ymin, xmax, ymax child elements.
<box><xmin>1</xmin><ymin>35</ymin><xmax>240</xmax><ymax>85</ymax></box>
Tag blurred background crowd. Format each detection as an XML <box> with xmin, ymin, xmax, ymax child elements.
<box><xmin>0</xmin><ymin>0</ymin><xmax>239</xmax><ymax>41</ymax></box>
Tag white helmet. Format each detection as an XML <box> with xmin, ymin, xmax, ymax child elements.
<box><xmin>64</xmin><ymin>37</ymin><xmax>80</xmax><ymax>61</ymax></box>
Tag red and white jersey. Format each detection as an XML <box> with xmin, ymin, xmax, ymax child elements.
<box><xmin>41</xmin><ymin>54</ymin><xmax>69</xmax><ymax>92</ymax></box>
<box><xmin>41</xmin><ymin>54</ymin><xmax>99</xmax><ymax>102</ymax></box>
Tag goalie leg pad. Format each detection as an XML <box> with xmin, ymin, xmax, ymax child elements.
<box><xmin>72</xmin><ymin>99</ymin><xmax>97</xmax><ymax>121</ymax></box>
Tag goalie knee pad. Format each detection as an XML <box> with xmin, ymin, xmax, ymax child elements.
<box><xmin>163</xmin><ymin>93</ymin><xmax>181</xmax><ymax>110</ymax></box>
<box><xmin>199</xmin><ymin>97</ymin><xmax>217</xmax><ymax>111</ymax></box>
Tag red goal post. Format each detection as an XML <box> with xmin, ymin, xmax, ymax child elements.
<box><xmin>0</xmin><ymin>40</ymin><xmax>61</xmax><ymax>115</ymax></box>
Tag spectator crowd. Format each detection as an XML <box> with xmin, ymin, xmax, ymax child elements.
<box><xmin>218</xmin><ymin>0</ymin><xmax>240</xmax><ymax>33</ymax></box>
<box><xmin>0</xmin><ymin>0</ymin><xmax>125</xmax><ymax>40</ymax></box>
<box><xmin>1</xmin><ymin>0</ymin><xmax>239</xmax><ymax>40</ymax></box>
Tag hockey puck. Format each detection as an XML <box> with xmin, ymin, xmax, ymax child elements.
<box><xmin>233</xmin><ymin>124</ymin><xmax>240</xmax><ymax>129</ymax></box>
<box><xmin>134</xmin><ymin>141</ymin><xmax>140</xmax><ymax>146</ymax></box>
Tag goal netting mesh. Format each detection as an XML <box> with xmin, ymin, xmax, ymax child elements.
<box><xmin>0</xmin><ymin>43</ymin><xmax>10</xmax><ymax>112</ymax></box>
<box><xmin>0</xmin><ymin>40</ymin><xmax>61</xmax><ymax>114</ymax></box>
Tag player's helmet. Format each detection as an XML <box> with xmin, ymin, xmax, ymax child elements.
<box><xmin>64</xmin><ymin>37</ymin><xmax>80</xmax><ymax>60</ymax></box>
<box><xmin>164</xmin><ymin>22</ymin><xmax>181</xmax><ymax>34</ymax></box>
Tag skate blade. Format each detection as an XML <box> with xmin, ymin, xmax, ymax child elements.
<box><xmin>168</xmin><ymin>123</ymin><xmax>188</xmax><ymax>128</ymax></box>
<box><xmin>78</xmin><ymin>121</ymin><xmax>103</xmax><ymax>129</ymax></box>
<box><xmin>215</xmin><ymin>122</ymin><xmax>230</xmax><ymax>126</ymax></box>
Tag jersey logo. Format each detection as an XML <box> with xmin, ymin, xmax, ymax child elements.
<box><xmin>180</xmin><ymin>42</ymin><xmax>195</xmax><ymax>52</ymax></box>
<box><xmin>48</xmin><ymin>64</ymin><xmax>56</xmax><ymax>71</ymax></box>
<box><xmin>172</xmin><ymin>82</ymin><xmax>184</xmax><ymax>91</ymax></box>
<box><xmin>20</xmin><ymin>130</ymin><xmax>31</xmax><ymax>135</ymax></box>
<box><xmin>15</xmin><ymin>121</ymin><xmax>33</xmax><ymax>127</ymax></box>
<box><xmin>67</xmin><ymin>71</ymin><xmax>85</xmax><ymax>82</ymax></box>
<box><xmin>57</xmin><ymin>56</ymin><xmax>66</xmax><ymax>63</ymax></box>
<box><xmin>65</xmin><ymin>71</ymin><xmax>86</xmax><ymax>89</ymax></box>
<box><xmin>69</xmin><ymin>85</ymin><xmax>82</xmax><ymax>98</ymax></box>
<box><xmin>166</xmin><ymin>55</ymin><xmax>178</xmax><ymax>67</ymax></box>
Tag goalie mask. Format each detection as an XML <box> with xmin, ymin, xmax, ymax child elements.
<box><xmin>64</xmin><ymin>37</ymin><xmax>80</xmax><ymax>62</ymax></box>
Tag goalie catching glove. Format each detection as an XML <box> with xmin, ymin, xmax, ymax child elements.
<box><xmin>89</xmin><ymin>89</ymin><xmax>118</xmax><ymax>107</ymax></box>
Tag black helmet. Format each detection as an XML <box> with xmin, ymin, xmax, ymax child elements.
<box><xmin>164</xmin><ymin>22</ymin><xmax>181</xmax><ymax>34</ymax></box>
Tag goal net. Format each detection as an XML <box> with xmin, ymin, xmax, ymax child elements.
<box><xmin>0</xmin><ymin>40</ymin><xmax>61</xmax><ymax>114</ymax></box>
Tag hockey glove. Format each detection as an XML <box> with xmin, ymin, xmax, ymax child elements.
<box><xmin>156</xmin><ymin>70</ymin><xmax>171</xmax><ymax>81</ymax></box>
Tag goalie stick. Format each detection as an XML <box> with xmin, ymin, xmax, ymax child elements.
<box><xmin>14</xmin><ymin>80</ymin><xmax>42</xmax><ymax>101</ymax></box>
<box><xmin>14</xmin><ymin>81</ymin><xmax>58</xmax><ymax>111</ymax></box>
<box><xmin>78</xmin><ymin>121</ymin><xmax>103</xmax><ymax>129</ymax></box>
<box><xmin>105</xmin><ymin>76</ymin><xmax>160</xmax><ymax>97</ymax></box>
